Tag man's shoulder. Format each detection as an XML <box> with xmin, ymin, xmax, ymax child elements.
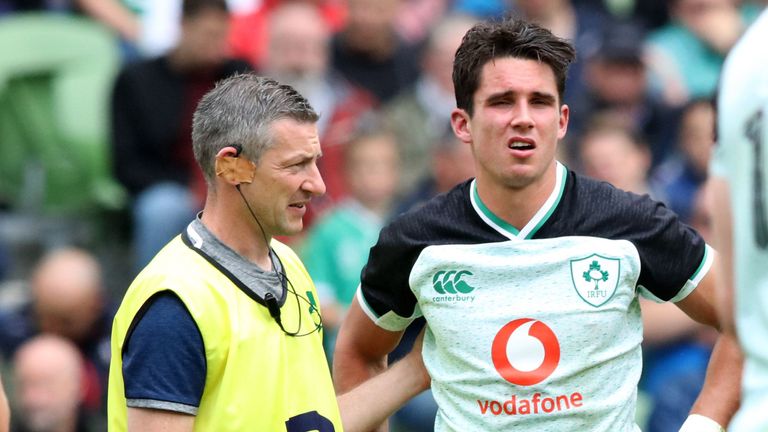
<box><xmin>385</xmin><ymin>181</ymin><xmax>473</xmax><ymax>239</ymax></box>
<box><xmin>567</xmin><ymin>170</ymin><xmax>657</xmax><ymax>208</ymax></box>
<box><xmin>554</xmin><ymin>170</ymin><xmax>671</xmax><ymax>236</ymax></box>
<box><xmin>128</xmin><ymin>237</ymin><xmax>214</xmax><ymax>295</ymax></box>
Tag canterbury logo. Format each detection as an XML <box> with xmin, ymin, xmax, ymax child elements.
<box><xmin>432</xmin><ymin>270</ymin><xmax>476</xmax><ymax>294</ymax></box>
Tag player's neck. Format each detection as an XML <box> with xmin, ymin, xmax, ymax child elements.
<box><xmin>476</xmin><ymin>166</ymin><xmax>557</xmax><ymax>231</ymax></box>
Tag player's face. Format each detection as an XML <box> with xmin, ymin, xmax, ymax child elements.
<box><xmin>245</xmin><ymin>119</ymin><xmax>325</xmax><ymax>237</ymax></box>
<box><xmin>452</xmin><ymin>57</ymin><xmax>569</xmax><ymax>191</ymax></box>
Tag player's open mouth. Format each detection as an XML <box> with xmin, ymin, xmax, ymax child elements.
<box><xmin>508</xmin><ymin>140</ymin><xmax>535</xmax><ymax>151</ymax></box>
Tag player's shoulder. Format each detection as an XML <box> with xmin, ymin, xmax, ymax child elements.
<box><xmin>384</xmin><ymin>180</ymin><xmax>475</xmax><ymax>243</ymax></box>
<box><xmin>556</xmin><ymin>170</ymin><xmax>672</xmax><ymax>236</ymax></box>
<box><xmin>567</xmin><ymin>170</ymin><xmax>659</xmax><ymax>211</ymax></box>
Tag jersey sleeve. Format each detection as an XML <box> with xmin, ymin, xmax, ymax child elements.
<box><xmin>629</xmin><ymin>195</ymin><xmax>713</xmax><ymax>302</ymax></box>
<box><xmin>358</xmin><ymin>219</ymin><xmax>425</xmax><ymax>331</ymax></box>
<box><xmin>122</xmin><ymin>291</ymin><xmax>206</xmax><ymax>414</ymax></box>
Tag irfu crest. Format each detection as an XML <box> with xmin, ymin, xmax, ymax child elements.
<box><xmin>570</xmin><ymin>254</ymin><xmax>620</xmax><ymax>307</ymax></box>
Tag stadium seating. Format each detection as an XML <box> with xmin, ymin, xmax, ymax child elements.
<box><xmin>0</xmin><ymin>13</ymin><xmax>125</xmax><ymax>214</ymax></box>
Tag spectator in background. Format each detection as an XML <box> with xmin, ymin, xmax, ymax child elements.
<box><xmin>0</xmin><ymin>0</ymin><xmax>141</xmax><ymax>61</ymax></box>
<box><xmin>11</xmin><ymin>335</ymin><xmax>95</xmax><ymax>432</ymax></box>
<box><xmin>111</xmin><ymin>0</ymin><xmax>250</xmax><ymax>271</ymax></box>
<box><xmin>261</xmin><ymin>1</ymin><xmax>377</xmax><ymax>209</ymax></box>
<box><xmin>300</xmin><ymin>124</ymin><xmax>400</xmax><ymax>357</ymax></box>
<box><xmin>393</xmin><ymin>124</ymin><xmax>476</xmax><ymax>216</ymax></box>
<box><xmin>0</xmin><ymin>248</ymin><xmax>113</xmax><ymax>417</ymax></box>
<box><xmin>570</xmin><ymin>0</ymin><xmax>669</xmax><ymax>28</ymax></box>
<box><xmin>73</xmin><ymin>0</ymin><xmax>141</xmax><ymax>58</ymax></box>
<box><xmin>331</xmin><ymin>0</ymin><xmax>422</xmax><ymax>104</ymax></box>
<box><xmin>509</xmin><ymin>0</ymin><xmax>611</xmax><ymax>104</ymax></box>
<box><xmin>645</xmin><ymin>0</ymin><xmax>761</xmax><ymax>106</ymax></box>
<box><xmin>394</xmin><ymin>0</ymin><xmax>450</xmax><ymax>44</ymax></box>
<box><xmin>384</xmin><ymin>14</ymin><xmax>476</xmax><ymax>194</ymax></box>
<box><xmin>567</xmin><ymin>21</ymin><xmax>678</xmax><ymax>166</ymax></box>
<box><xmin>229</xmin><ymin>0</ymin><xmax>347</xmax><ymax>69</ymax></box>
<box><xmin>651</xmin><ymin>98</ymin><xmax>715</xmax><ymax>223</ymax></box>
<box><xmin>577</xmin><ymin>114</ymin><xmax>656</xmax><ymax>196</ymax></box>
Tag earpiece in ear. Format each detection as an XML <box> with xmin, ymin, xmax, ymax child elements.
<box><xmin>231</xmin><ymin>143</ymin><xmax>243</xmax><ymax>157</ymax></box>
<box><xmin>214</xmin><ymin>144</ymin><xmax>256</xmax><ymax>184</ymax></box>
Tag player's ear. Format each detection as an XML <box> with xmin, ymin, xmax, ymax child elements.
<box><xmin>558</xmin><ymin>104</ymin><xmax>569</xmax><ymax>140</ymax></box>
<box><xmin>451</xmin><ymin>109</ymin><xmax>472</xmax><ymax>144</ymax></box>
<box><xmin>215</xmin><ymin>145</ymin><xmax>256</xmax><ymax>185</ymax></box>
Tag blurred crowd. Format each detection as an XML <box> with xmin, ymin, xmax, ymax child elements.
<box><xmin>0</xmin><ymin>0</ymin><xmax>765</xmax><ymax>431</ymax></box>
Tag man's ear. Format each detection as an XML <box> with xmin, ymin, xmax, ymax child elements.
<box><xmin>557</xmin><ymin>104</ymin><xmax>570</xmax><ymax>140</ymax></box>
<box><xmin>215</xmin><ymin>146</ymin><xmax>256</xmax><ymax>185</ymax></box>
<box><xmin>451</xmin><ymin>109</ymin><xmax>472</xmax><ymax>144</ymax></box>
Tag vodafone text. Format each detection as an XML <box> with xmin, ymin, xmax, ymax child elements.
<box><xmin>477</xmin><ymin>392</ymin><xmax>583</xmax><ymax>416</ymax></box>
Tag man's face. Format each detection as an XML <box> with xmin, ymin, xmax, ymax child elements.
<box><xmin>178</xmin><ymin>9</ymin><xmax>230</xmax><ymax>69</ymax></box>
<box><xmin>31</xmin><ymin>253</ymin><xmax>102</xmax><ymax>343</ymax></box>
<box><xmin>580</xmin><ymin>130</ymin><xmax>650</xmax><ymax>194</ymax></box>
<box><xmin>345</xmin><ymin>0</ymin><xmax>398</xmax><ymax>46</ymax></box>
<box><xmin>15</xmin><ymin>350</ymin><xmax>80</xmax><ymax>432</ymax></box>
<box><xmin>267</xmin><ymin>5</ymin><xmax>329</xmax><ymax>80</ymax></box>
<box><xmin>345</xmin><ymin>134</ymin><xmax>400</xmax><ymax>210</ymax></box>
<box><xmin>452</xmin><ymin>57</ymin><xmax>568</xmax><ymax>190</ymax></box>
<box><xmin>243</xmin><ymin>119</ymin><xmax>325</xmax><ymax>237</ymax></box>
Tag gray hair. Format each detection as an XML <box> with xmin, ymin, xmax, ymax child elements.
<box><xmin>192</xmin><ymin>73</ymin><xmax>319</xmax><ymax>185</ymax></box>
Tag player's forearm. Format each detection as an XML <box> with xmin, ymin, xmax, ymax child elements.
<box><xmin>338</xmin><ymin>352</ymin><xmax>430</xmax><ymax>432</ymax></box>
<box><xmin>332</xmin><ymin>298</ymin><xmax>401</xmax><ymax>393</ymax></box>
<box><xmin>333</xmin><ymin>298</ymin><xmax>407</xmax><ymax>431</ymax></box>
<box><xmin>332</xmin><ymin>326</ymin><xmax>391</xmax><ymax>432</ymax></box>
<box><xmin>687</xmin><ymin>330</ymin><xmax>742</xmax><ymax>428</ymax></box>
<box><xmin>332</xmin><ymin>345</ymin><xmax>388</xmax><ymax>393</ymax></box>
<box><xmin>0</xmin><ymin>375</ymin><xmax>9</xmax><ymax>432</ymax></box>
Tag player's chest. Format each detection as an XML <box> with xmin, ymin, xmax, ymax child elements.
<box><xmin>410</xmin><ymin>236</ymin><xmax>641</xmax><ymax>322</ymax></box>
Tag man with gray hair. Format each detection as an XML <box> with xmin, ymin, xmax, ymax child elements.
<box><xmin>107</xmin><ymin>73</ymin><xmax>429</xmax><ymax>432</ymax></box>
<box><xmin>13</xmin><ymin>335</ymin><xmax>87</xmax><ymax>432</ymax></box>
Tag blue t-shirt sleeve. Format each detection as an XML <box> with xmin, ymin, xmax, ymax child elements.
<box><xmin>122</xmin><ymin>291</ymin><xmax>206</xmax><ymax>414</ymax></box>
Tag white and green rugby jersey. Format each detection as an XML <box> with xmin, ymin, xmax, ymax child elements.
<box><xmin>711</xmin><ymin>9</ymin><xmax>768</xmax><ymax>431</ymax></box>
<box><xmin>359</xmin><ymin>162</ymin><xmax>712</xmax><ymax>431</ymax></box>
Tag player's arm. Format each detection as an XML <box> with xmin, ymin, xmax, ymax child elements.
<box><xmin>333</xmin><ymin>297</ymin><xmax>406</xmax><ymax>432</ymax></box>
<box><xmin>337</xmin><ymin>327</ymin><xmax>430</xmax><ymax>432</ymax></box>
<box><xmin>675</xmin><ymin>249</ymin><xmax>742</xmax><ymax>430</ymax></box>
<box><xmin>0</xmin><ymin>373</ymin><xmax>9</xmax><ymax>432</ymax></box>
<box><xmin>708</xmin><ymin>176</ymin><xmax>737</xmax><ymax>335</ymax></box>
<box><xmin>678</xmin><ymin>175</ymin><xmax>743</xmax><ymax>431</ymax></box>
<box><xmin>675</xmin><ymin>261</ymin><xmax>719</xmax><ymax>327</ymax></box>
<box><xmin>128</xmin><ymin>408</ymin><xmax>194</xmax><ymax>432</ymax></box>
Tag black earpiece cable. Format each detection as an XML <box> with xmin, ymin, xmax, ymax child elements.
<box><xmin>235</xmin><ymin>183</ymin><xmax>322</xmax><ymax>337</ymax></box>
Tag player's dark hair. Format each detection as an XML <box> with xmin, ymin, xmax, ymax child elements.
<box><xmin>453</xmin><ymin>17</ymin><xmax>576</xmax><ymax>115</ymax></box>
